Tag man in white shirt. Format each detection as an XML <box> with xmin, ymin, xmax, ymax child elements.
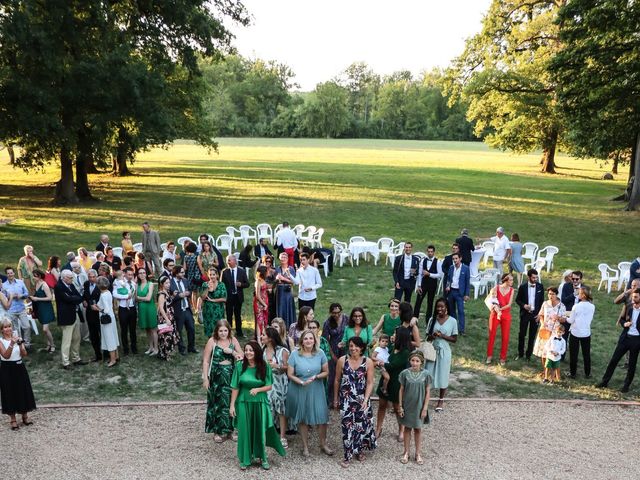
<box><xmin>275</xmin><ymin>222</ymin><xmax>298</xmax><ymax>268</ymax></box>
<box><xmin>162</xmin><ymin>241</ymin><xmax>176</xmax><ymax>263</ymax></box>
<box><xmin>490</xmin><ymin>227</ymin><xmax>511</xmax><ymax>272</ymax></box>
<box><xmin>597</xmin><ymin>289</ymin><xmax>640</xmax><ymax>393</ymax></box>
<box><xmin>392</xmin><ymin>242</ymin><xmax>419</xmax><ymax>302</ymax></box>
<box><xmin>112</xmin><ymin>267</ymin><xmax>138</xmax><ymax>354</ymax></box>
<box><xmin>296</xmin><ymin>253</ymin><xmax>322</xmax><ymax>309</ymax></box>
<box><xmin>414</xmin><ymin>245</ymin><xmax>442</xmax><ymax>320</ymax></box>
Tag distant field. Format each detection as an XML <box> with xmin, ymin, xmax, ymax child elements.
<box><xmin>1</xmin><ymin>138</ymin><xmax>638</xmax><ymax>403</ymax></box>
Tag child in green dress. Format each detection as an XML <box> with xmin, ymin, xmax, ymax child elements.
<box><xmin>398</xmin><ymin>350</ymin><xmax>431</xmax><ymax>465</ymax></box>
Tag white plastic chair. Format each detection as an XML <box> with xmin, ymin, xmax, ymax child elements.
<box><xmin>415</xmin><ymin>252</ymin><xmax>427</xmax><ymax>261</ymax></box>
<box><xmin>482</xmin><ymin>268</ymin><xmax>501</xmax><ymax>291</ymax></box>
<box><xmin>536</xmin><ymin>246</ymin><xmax>559</xmax><ymax>272</ymax></box>
<box><xmin>111</xmin><ymin>247</ymin><xmax>123</xmax><ymax>258</ymax></box>
<box><xmin>481</xmin><ymin>241</ymin><xmax>494</xmax><ymax>267</ymax></box>
<box><xmin>133</xmin><ymin>242</ymin><xmax>143</xmax><ymax>253</ymax></box>
<box><xmin>310</xmin><ymin>227</ymin><xmax>324</xmax><ymax>248</ymax></box>
<box><xmin>331</xmin><ymin>241</ymin><xmax>352</xmax><ymax>267</ymax></box>
<box><xmin>618</xmin><ymin>262</ymin><xmax>632</xmax><ymax>290</ymax></box>
<box><xmin>256</xmin><ymin>223</ymin><xmax>273</xmax><ymax>244</ymax></box>
<box><xmin>319</xmin><ymin>252</ymin><xmax>330</xmax><ymax>277</ymax></box>
<box><xmin>293</xmin><ymin>224</ymin><xmax>305</xmax><ymax>238</ymax></box>
<box><xmin>273</xmin><ymin>224</ymin><xmax>284</xmax><ymax>242</ymax></box>
<box><xmin>349</xmin><ymin>236</ymin><xmax>366</xmax><ymax>245</ymax></box>
<box><xmin>216</xmin><ymin>234</ymin><xmax>234</xmax><ymax>257</ymax></box>
<box><xmin>597</xmin><ymin>263</ymin><xmax>619</xmax><ymax>294</ymax></box>
<box><xmin>387</xmin><ymin>242</ymin><xmax>405</xmax><ymax>267</ymax></box>
<box><xmin>239</xmin><ymin>225</ymin><xmax>257</xmax><ymax>247</ymax></box>
<box><xmin>206</xmin><ymin>234</ymin><xmax>215</xmax><ymax>246</ymax></box>
<box><xmin>524</xmin><ymin>258</ymin><xmax>547</xmax><ymax>281</ymax></box>
<box><xmin>177</xmin><ymin>236</ymin><xmax>194</xmax><ymax>248</ymax></box>
<box><xmin>299</xmin><ymin>226</ymin><xmax>317</xmax><ymax>245</ymax></box>
<box><xmin>470</xmin><ymin>273</ymin><xmax>487</xmax><ymax>300</ymax></box>
<box><xmin>377</xmin><ymin>237</ymin><xmax>394</xmax><ymax>261</ymax></box>
<box><xmin>521</xmin><ymin>242</ymin><xmax>539</xmax><ymax>263</ymax></box>
<box><xmin>225</xmin><ymin>226</ymin><xmax>243</xmax><ymax>249</ymax></box>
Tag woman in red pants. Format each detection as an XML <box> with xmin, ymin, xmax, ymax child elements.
<box><xmin>486</xmin><ymin>273</ymin><xmax>514</xmax><ymax>366</ymax></box>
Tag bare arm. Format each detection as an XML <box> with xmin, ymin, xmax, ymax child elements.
<box><xmin>421</xmin><ymin>382</ymin><xmax>431</xmax><ymax>419</ymax></box>
<box><xmin>201</xmin><ymin>339</ymin><xmax>214</xmax><ymax>389</ymax></box>
<box><xmin>372</xmin><ymin>314</ymin><xmax>385</xmax><ymax>336</ymax></box>
<box><xmin>333</xmin><ymin>356</ymin><xmax>345</xmax><ymax>407</ymax></box>
<box><xmin>364</xmin><ymin>358</ymin><xmax>375</xmax><ymax>405</ymax></box>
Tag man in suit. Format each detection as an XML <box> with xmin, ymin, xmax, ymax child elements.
<box><xmin>445</xmin><ymin>252</ymin><xmax>470</xmax><ymax>333</ymax></box>
<box><xmin>222</xmin><ymin>255</ymin><xmax>250</xmax><ymax>337</ymax></box>
<box><xmin>142</xmin><ymin>222</ymin><xmax>163</xmax><ymax>276</ymax></box>
<box><xmin>515</xmin><ymin>268</ymin><xmax>545</xmax><ymax>361</ymax></box>
<box><xmin>254</xmin><ymin>237</ymin><xmax>273</xmax><ymax>260</ymax></box>
<box><xmin>54</xmin><ymin>270</ymin><xmax>88</xmax><ymax>369</ymax></box>
<box><xmin>441</xmin><ymin>243</ymin><xmax>460</xmax><ymax>298</ymax></box>
<box><xmin>597</xmin><ymin>289</ymin><xmax>640</xmax><ymax>393</ymax></box>
<box><xmin>455</xmin><ymin>229</ymin><xmax>475</xmax><ymax>266</ymax></box>
<box><xmin>95</xmin><ymin>234</ymin><xmax>110</xmax><ymax>253</ymax></box>
<box><xmin>82</xmin><ymin>269</ymin><xmax>102</xmax><ymax>362</ymax></box>
<box><xmin>161</xmin><ymin>258</ymin><xmax>175</xmax><ymax>281</ymax></box>
<box><xmin>393</xmin><ymin>242</ymin><xmax>420</xmax><ymax>302</ymax></box>
<box><xmin>169</xmin><ymin>265</ymin><xmax>197</xmax><ymax>355</ymax></box>
<box><xmin>112</xmin><ymin>266</ymin><xmax>138</xmax><ymax>355</ymax></box>
<box><xmin>628</xmin><ymin>256</ymin><xmax>640</xmax><ymax>289</ymax></box>
<box><xmin>414</xmin><ymin>245</ymin><xmax>442</xmax><ymax>321</ymax></box>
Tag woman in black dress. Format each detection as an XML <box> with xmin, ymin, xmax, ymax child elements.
<box><xmin>0</xmin><ymin>319</ymin><xmax>36</xmax><ymax>430</ymax></box>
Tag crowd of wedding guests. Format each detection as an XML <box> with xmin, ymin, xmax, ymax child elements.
<box><xmin>1</xmin><ymin>221</ymin><xmax>639</xmax><ymax>471</ymax></box>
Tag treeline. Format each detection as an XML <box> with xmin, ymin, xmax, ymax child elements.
<box><xmin>200</xmin><ymin>57</ymin><xmax>478</xmax><ymax>141</ymax></box>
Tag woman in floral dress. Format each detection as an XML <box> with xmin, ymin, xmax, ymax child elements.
<box><xmin>261</xmin><ymin>326</ymin><xmax>290</xmax><ymax>448</ymax></box>
<box><xmin>333</xmin><ymin>336</ymin><xmax>377</xmax><ymax>468</ymax></box>
<box><xmin>202</xmin><ymin>320</ymin><xmax>243</xmax><ymax>442</ymax></box>
<box><xmin>253</xmin><ymin>266</ymin><xmax>269</xmax><ymax>340</ymax></box>
<box><xmin>200</xmin><ymin>268</ymin><xmax>226</xmax><ymax>337</ymax></box>
<box><xmin>533</xmin><ymin>287</ymin><xmax>566</xmax><ymax>371</ymax></box>
<box><xmin>157</xmin><ymin>276</ymin><xmax>179</xmax><ymax>360</ymax></box>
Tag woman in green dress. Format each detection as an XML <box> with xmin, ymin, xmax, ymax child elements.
<box><xmin>340</xmin><ymin>307</ymin><xmax>374</xmax><ymax>356</ymax></box>
<box><xmin>202</xmin><ymin>320</ymin><xmax>243</xmax><ymax>442</ymax></box>
<box><xmin>29</xmin><ymin>270</ymin><xmax>55</xmax><ymax>352</ymax></box>
<box><xmin>375</xmin><ymin>327</ymin><xmax>412</xmax><ymax>440</ymax></box>
<box><xmin>398</xmin><ymin>350</ymin><xmax>431</xmax><ymax>465</ymax></box>
<box><xmin>425</xmin><ymin>298</ymin><xmax>458</xmax><ymax>412</ymax></box>
<box><xmin>199</xmin><ymin>267</ymin><xmax>227</xmax><ymax>337</ymax></box>
<box><xmin>230</xmin><ymin>340</ymin><xmax>286</xmax><ymax>470</ymax></box>
<box><xmin>135</xmin><ymin>268</ymin><xmax>158</xmax><ymax>355</ymax></box>
<box><xmin>372</xmin><ymin>298</ymin><xmax>401</xmax><ymax>337</ymax></box>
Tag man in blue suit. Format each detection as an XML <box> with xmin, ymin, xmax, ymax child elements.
<box><xmin>445</xmin><ymin>252</ymin><xmax>471</xmax><ymax>334</ymax></box>
<box><xmin>628</xmin><ymin>257</ymin><xmax>640</xmax><ymax>289</ymax></box>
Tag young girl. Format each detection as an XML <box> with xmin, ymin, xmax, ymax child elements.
<box><xmin>398</xmin><ymin>350</ymin><xmax>431</xmax><ymax>465</ymax></box>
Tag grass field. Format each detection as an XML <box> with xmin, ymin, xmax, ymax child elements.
<box><xmin>1</xmin><ymin>138</ymin><xmax>638</xmax><ymax>403</ymax></box>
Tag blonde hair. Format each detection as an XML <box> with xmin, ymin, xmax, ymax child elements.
<box><xmin>23</xmin><ymin>245</ymin><xmax>33</xmax><ymax>255</ymax></box>
<box><xmin>0</xmin><ymin>318</ymin><xmax>12</xmax><ymax>329</ymax></box>
<box><xmin>298</xmin><ymin>329</ymin><xmax>319</xmax><ymax>353</ymax></box>
<box><xmin>271</xmin><ymin>318</ymin><xmax>287</xmax><ymax>340</ymax></box>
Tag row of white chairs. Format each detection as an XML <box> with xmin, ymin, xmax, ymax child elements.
<box><xmin>481</xmin><ymin>241</ymin><xmax>559</xmax><ymax>273</ymax></box>
<box><xmin>598</xmin><ymin>261</ymin><xmax>633</xmax><ymax>294</ymax></box>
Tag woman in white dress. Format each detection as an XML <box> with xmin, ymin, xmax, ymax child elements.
<box><xmin>93</xmin><ymin>276</ymin><xmax>120</xmax><ymax>367</ymax></box>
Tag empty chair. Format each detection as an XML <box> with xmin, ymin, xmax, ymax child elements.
<box><xmin>216</xmin><ymin>234</ymin><xmax>234</xmax><ymax>257</ymax></box>
<box><xmin>112</xmin><ymin>247</ymin><xmax>123</xmax><ymax>258</ymax></box>
<box><xmin>177</xmin><ymin>236</ymin><xmax>195</xmax><ymax>249</ymax></box>
<box><xmin>618</xmin><ymin>261</ymin><xmax>632</xmax><ymax>290</ymax></box>
<box><xmin>206</xmin><ymin>234</ymin><xmax>215</xmax><ymax>245</ymax></box>
<box><xmin>299</xmin><ymin>225</ymin><xmax>317</xmax><ymax>245</ymax></box>
<box><xmin>256</xmin><ymin>223</ymin><xmax>273</xmax><ymax>244</ymax></box>
<box><xmin>332</xmin><ymin>242</ymin><xmax>353</xmax><ymax>267</ymax></box>
<box><xmin>481</xmin><ymin>241</ymin><xmax>494</xmax><ymax>267</ymax></box>
<box><xmin>310</xmin><ymin>227</ymin><xmax>324</xmax><ymax>248</ymax></box>
<box><xmin>349</xmin><ymin>236</ymin><xmax>366</xmax><ymax>245</ymax></box>
<box><xmin>318</xmin><ymin>252</ymin><xmax>331</xmax><ymax>277</ymax></box>
<box><xmin>377</xmin><ymin>237</ymin><xmax>394</xmax><ymax>261</ymax></box>
<box><xmin>470</xmin><ymin>273</ymin><xmax>488</xmax><ymax>300</ymax></box>
<box><xmin>225</xmin><ymin>226</ymin><xmax>243</xmax><ymax>249</ymax></box>
<box><xmin>273</xmin><ymin>223</ymin><xmax>284</xmax><ymax>242</ymax></box>
<box><xmin>482</xmin><ymin>268</ymin><xmax>501</xmax><ymax>291</ymax></box>
<box><xmin>521</xmin><ymin>242</ymin><xmax>539</xmax><ymax>263</ymax></box>
<box><xmin>387</xmin><ymin>242</ymin><xmax>405</xmax><ymax>267</ymax></box>
<box><xmin>239</xmin><ymin>225</ymin><xmax>258</xmax><ymax>247</ymax></box>
<box><xmin>597</xmin><ymin>263</ymin><xmax>619</xmax><ymax>294</ymax></box>
<box><xmin>293</xmin><ymin>224</ymin><xmax>305</xmax><ymax>238</ymax></box>
<box><xmin>132</xmin><ymin>242</ymin><xmax>143</xmax><ymax>253</ymax></box>
<box><xmin>536</xmin><ymin>246</ymin><xmax>559</xmax><ymax>273</ymax></box>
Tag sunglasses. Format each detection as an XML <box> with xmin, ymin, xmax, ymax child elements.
<box><xmin>572</xmin><ymin>278</ymin><xmax>580</xmax><ymax>281</ymax></box>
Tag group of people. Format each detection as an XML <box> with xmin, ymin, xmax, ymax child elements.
<box><xmin>201</xmin><ymin>298</ymin><xmax>444</xmax><ymax>470</ymax></box>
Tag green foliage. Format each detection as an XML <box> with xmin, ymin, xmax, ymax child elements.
<box><xmin>299</xmin><ymin>82</ymin><xmax>351</xmax><ymax>138</ymax></box>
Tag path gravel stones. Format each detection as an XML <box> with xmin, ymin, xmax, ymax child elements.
<box><xmin>8</xmin><ymin>400</ymin><xmax>638</xmax><ymax>480</ymax></box>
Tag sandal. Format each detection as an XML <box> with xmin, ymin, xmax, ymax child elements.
<box><xmin>397</xmin><ymin>434</ymin><xmax>404</xmax><ymax>443</ymax></box>
<box><xmin>485</xmin><ymin>356</ymin><xmax>492</xmax><ymax>364</ymax></box>
<box><xmin>239</xmin><ymin>465</ymin><xmax>247</xmax><ymax>471</ymax></box>
<box><xmin>321</xmin><ymin>445</ymin><xmax>335</xmax><ymax>456</ymax></box>
<box><xmin>280</xmin><ymin>437</ymin><xmax>288</xmax><ymax>449</ymax></box>
<box><xmin>22</xmin><ymin>416</ymin><xmax>33</xmax><ymax>426</ymax></box>
<box><xmin>230</xmin><ymin>432</ymin><xmax>238</xmax><ymax>442</ymax></box>
<box><xmin>10</xmin><ymin>420</ymin><xmax>19</xmax><ymax>431</ymax></box>
<box><xmin>261</xmin><ymin>461</ymin><xmax>270</xmax><ymax>470</ymax></box>
<box><xmin>357</xmin><ymin>453</ymin><xmax>366</xmax><ymax>462</ymax></box>
<box><xmin>400</xmin><ymin>452</ymin><xmax>409</xmax><ymax>464</ymax></box>
<box><xmin>435</xmin><ymin>400</ymin><xmax>444</xmax><ymax>412</ymax></box>
<box><xmin>416</xmin><ymin>455</ymin><xmax>424</xmax><ymax>465</ymax></box>
<box><xmin>340</xmin><ymin>460</ymin><xmax>350</xmax><ymax>468</ymax></box>
<box><xmin>302</xmin><ymin>448</ymin><xmax>310</xmax><ymax>458</ymax></box>
<box><xmin>214</xmin><ymin>435</ymin><xmax>224</xmax><ymax>443</ymax></box>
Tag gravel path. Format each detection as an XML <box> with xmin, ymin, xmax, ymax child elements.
<box><xmin>8</xmin><ymin>400</ymin><xmax>639</xmax><ymax>480</ymax></box>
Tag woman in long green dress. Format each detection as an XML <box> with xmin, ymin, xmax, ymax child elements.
<box><xmin>29</xmin><ymin>270</ymin><xmax>56</xmax><ymax>352</ymax></box>
<box><xmin>200</xmin><ymin>268</ymin><xmax>227</xmax><ymax>337</ymax></box>
<box><xmin>372</xmin><ymin>298</ymin><xmax>402</xmax><ymax>337</ymax></box>
<box><xmin>398</xmin><ymin>350</ymin><xmax>431</xmax><ymax>465</ymax></box>
<box><xmin>136</xmin><ymin>268</ymin><xmax>158</xmax><ymax>355</ymax></box>
<box><xmin>202</xmin><ymin>320</ymin><xmax>243</xmax><ymax>443</ymax></box>
<box><xmin>425</xmin><ymin>298</ymin><xmax>458</xmax><ymax>412</ymax></box>
<box><xmin>230</xmin><ymin>340</ymin><xmax>286</xmax><ymax>470</ymax></box>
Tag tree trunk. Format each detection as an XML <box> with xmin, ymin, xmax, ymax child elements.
<box><xmin>75</xmin><ymin>129</ymin><xmax>96</xmax><ymax>201</ymax></box>
<box><xmin>54</xmin><ymin>146</ymin><xmax>78</xmax><ymax>204</ymax></box>
<box><xmin>540</xmin><ymin>130</ymin><xmax>557</xmax><ymax>173</ymax></box>
<box><xmin>626</xmin><ymin>131</ymin><xmax>640</xmax><ymax>211</ymax></box>
<box><xmin>112</xmin><ymin>125</ymin><xmax>131</xmax><ymax>176</ymax></box>
<box><xmin>7</xmin><ymin>145</ymin><xmax>15</xmax><ymax>163</ymax></box>
<box><xmin>612</xmin><ymin>155</ymin><xmax>619</xmax><ymax>174</ymax></box>
<box><xmin>85</xmin><ymin>157</ymin><xmax>100</xmax><ymax>174</ymax></box>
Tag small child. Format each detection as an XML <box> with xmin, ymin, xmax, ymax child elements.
<box><xmin>372</xmin><ymin>335</ymin><xmax>391</xmax><ymax>394</ymax></box>
<box><xmin>112</xmin><ymin>270</ymin><xmax>126</xmax><ymax>309</ymax></box>
<box><xmin>543</xmin><ymin>325</ymin><xmax>566</xmax><ymax>383</ymax></box>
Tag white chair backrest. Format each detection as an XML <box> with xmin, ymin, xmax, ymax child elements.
<box><xmin>481</xmin><ymin>241</ymin><xmax>494</xmax><ymax>253</ymax></box>
<box><xmin>618</xmin><ymin>261</ymin><xmax>632</xmax><ymax>272</ymax></box>
<box><xmin>349</xmin><ymin>236</ymin><xmax>366</xmax><ymax>244</ymax></box>
<box><xmin>538</xmin><ymin>245</ymin><xmax>559</xmax><ymax>257</ymax></box>
<box><xmin>598</xmin><ymin>263</ymin><xmax>614</xmax><ymax>278</ymax></box>
<box><xmin>273</xmin><ymin>224</ymin><xmax>284</xmax><ymax>238</ymax></box>
<box><xmin>522</xmin><ymin>242</ymin><xmax>539</xmax><ymax>257</ymax></box>
<box><xmin>217</xmin><ymin>234</ymin><xmax>232</xmax><ymax>249</ymax></box>
<box><xmin>393</xmin><ymin>242</ymin><xmax>406</xmax><ymax>254</ymax></box>
<box><xmin>256</xmin><ymin>223</ymin><xmax>273</xmax><ymax>241</ymax></box>
<box><xmin>377</xmin><ymin>237</ymin><xmax>394</xmax><ymax>252</ymax></box>
<box><xmin>133</xmin><ymin>242</ymin><xmax>143</xmax><ymax>252</ymax></box>
<box><xmin>112</xmin><ymin>247</ymin><xmax>123</xmax><ymax>258</ymax></box>
<box><xmin>293</xmin><ymin>224</ymin><xmax>305</xmax><ymax>238</ymax></box>
<box><xmin>177</xmin><ymin>236</ymin><xmax>193</xmax><ymax>248</ymax></box>
<box><xmin>415</xmin><ymin>252</ymin><xmax>427</xmax><ymax>261</ymax></box>
<box><xmin>206</xmin><ymin>234</ymin><xmax>215</xmax><ymax>245</ymax></box>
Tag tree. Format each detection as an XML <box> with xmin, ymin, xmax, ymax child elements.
<box><xmin>0</xmin><ymin>1</ymin><xmax>248</xmax><ymax>203</ymax></box>
<box><xmin>299</xmin><ymin>82</ymin><xmax>351</xmax><ymax>138</ymax></box>
<box><xmin>339</xmin><ymin>62</ymin><xmax>380</xmax><ymax>135</ymax></box>
<box><xmin>551</xmin><ymin>0</ymin><xmax>640</xmax><ymax>210</ymax></box>
<box><xmin>445</xmin><ymin>0</ymin><xmax>567</xmax><ymax>173</ymax></box>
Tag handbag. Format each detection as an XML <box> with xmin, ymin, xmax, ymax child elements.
<box><xmin>420</xmin><ymin>317</ymin><xmax>437</xmax><ymax>363</ymax></box>
<box><xmin>538</xmin><ymin>328</ymin><xmax>552</xmax><ymax>340</ymax></box>
<box><xmin>100</xmin><ymin>313</ymin><xmax>112</xmax><ymax>325</ymax></box>
<box><xmin>158</xmin><ymin>323</ymin><xmax>174</xmax><ymax>335</ymax></box>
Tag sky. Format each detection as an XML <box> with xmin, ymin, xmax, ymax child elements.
<box><xmin>230</xmin><ymin>0</ymin><xmax>493</xmax><ymax>91</ymax></box>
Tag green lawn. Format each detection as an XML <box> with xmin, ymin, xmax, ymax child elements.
<box><xmin>1</xmin><ymin>138</ymin><xmax>638</xmax><ymax>403</ymax></box>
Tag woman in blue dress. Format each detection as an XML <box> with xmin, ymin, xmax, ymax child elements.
<box><xmin>425</xmin><ymin>298</ymin><xmax>458</xmax><ymax>412</ymax></box>
<box><xmin>508</xmin><ymin>233</ymin><xmax>525</xmax><ymax>284</ymax></box>
<box><xmin>286</xmin><ymin>329</ymin><xmax>334</xmax><ymax>458</ymax></box>
<box><xmin>275</xmin><ymin>252</ymin><xmax>297</xmax><ymax>328</ymax></box>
